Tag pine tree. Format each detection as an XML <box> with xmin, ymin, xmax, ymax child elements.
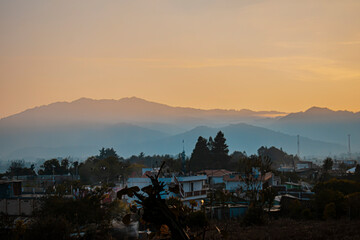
<box><xmin>212</xmin><ymin>131</ymin><xmax>230</xmax><ymax>169</ymax></box>
<box><xmin>190</xmin><ymin>136</ymin><xmax>210</xmax><ymax>172</ymax></box>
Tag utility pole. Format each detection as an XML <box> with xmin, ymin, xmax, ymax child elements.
<box><xmin>348</xmin><ymin>134</ymin><xmax>351</xmax><ymax>160</ymax></box>
<box><xmin>181</xmin><ymin>140</ymin><xmax>186</xmax><ymax>174</ymax></box>
<box><xmin>297</xmin><ymin>135</ymin><xmax>300</xmax><ymax>158</ymax></box>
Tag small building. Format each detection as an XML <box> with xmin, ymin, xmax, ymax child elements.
<box><xmin>277</xmin><ymin>165</ymin><xmax>295</xmax><ymax>172</ymax></box>
<box><xmin>333</xmin><ymin>159</ymin><xmax>357</xmax><ymax>170</ymax></box>
<box><xmin>125</xmin><ymin>174</ymin><xmax>208</xmax><ymax>209</ymax></box>
<box><xmin>0</xmin><ymin>180</ymin><xmax>41</xmax><ymax>216</ymax></box>
<box><xmin>0</xmin><ymin>180</ymin><xmax>22</xmax><ymax>198</ymax></box>
<box><xmin>16</xmin><ymin>174</ymin><xmax>80</xmax><ymax>193</ymax></box>
<box><xmin>223</xmin><ymin>173</ymin><xmax>263</xmax><ymax>193</ymax></box>
<box><xmin>296</xmin><ymin>161</ymin><xmax>313</xmax><ymax>170</ymax></box>
<box><xmin>197</xmin><ymin>169</ymin><xmax>233</xmax><ymax>185</ymax></box>
<box><xmin>206</xmin><ymin>204</ymin><xmax>248</xmax><ymax>220</ymax></box>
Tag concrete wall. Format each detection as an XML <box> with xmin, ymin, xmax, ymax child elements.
<box><xmin>182</xmin><ymin>181</ymin><xmax>203</xmax><ymax>193</ymax></box>
<box><xmin>0</xmin><ymin>198</ymin><xmax>38</xmax><ymax>216</ymax></box>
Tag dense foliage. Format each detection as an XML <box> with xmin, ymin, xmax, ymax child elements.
<box><xmin>189</xmin><ymin>131</ymin><xmax>230</xmax><ymax>171</ymax></box>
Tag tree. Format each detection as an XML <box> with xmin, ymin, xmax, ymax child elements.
<box><xmin>69</xmin><ymin>161</ymin><xmax>79</xmax><ymax>176</ymax></box>
<box><xmin>345</xmin><ymin>192</ymin><xmax>360</xmax><ymax>219</ymax></box>
<box><xmin>26</xmin><ymin>185</ymin><xmax>122</xmax><ymax>239</ymax></box>
<box><xmin>38</xmin><ymin>159</ymin><xmax>61</xmax><ymax>175</ymax></box>
<box><xmin>322</xmin><ymin>157</ymin><xmax>333</xmax><ymax>172</ymax></box>
<box><xmin>117</xmin><ymin>162</ymin><xmax>191</xmax><ymax>240</ymax></box>
<box><xmin>189</xmin><ymin>137</ymin><xmax>210</xmax><ymax>172</ymax></box>
<box><xmin>338</xmin><ymin>162</ymin><xmax>348</xmax><ymax>176</ymax></box>
<box><xmin>93</xmin><ymin>156</ymin><xmax>124</xmax><ymax>184</ymax></box>
<box><xmin>79</xmin><ymin>156</ymin><xmax>129</xmax><ymax>185</ymax></box>
<box><xmin>320</xmin><ymin>157</ymin><xmax>334</xmax><ymax>182</ymax></box>
<box><xmin>97</xmin><ymin>147</ymin><xmax>119</xmax><ymax>160</ymax></box>
<box><xmin>355</xmin><ymin>164</ymin><xmax>360</xmax><ymax>175</ymax></box>
<box><xmin>314</xmin><ymin>189</ymin><xmax>345</xmax><ymax>219</ymax></box>
<box><xmin>257</xmin><ymin>146</ymin><xmax>297</xmax><ymax>170</ymax></box>
<box><xmin>7</xmin><ymin>160</ymin><xmax>36</xmax><ymax>178</ymax></box>
<box><xmin>211</xmin><ymin>131</ymin><xmax>230</xmax><ymax>169</ymax></box>
<box><xmin>229</xmin><ymin>151</ymin><xmax>247</xmax><ymax>170</ymax></box>
<box><xmin>313</xmin><ymin>178</ymin><xmax>360</xmax><ymax>196</ymax></box>
<box><xmin>57</xmin><ymin>159</ymin><xmax>71</xmax><ymax>175</ymax></box>
<box><xmin>238</xmin><ymin>155</ymin><xmax>272</xmax><ymax>225</ymax></box>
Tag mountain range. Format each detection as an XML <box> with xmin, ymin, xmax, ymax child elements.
<box><xmin>0</xmin><ymin>97</ymin><xmax>358</xmax><ymax>161</ymax></box>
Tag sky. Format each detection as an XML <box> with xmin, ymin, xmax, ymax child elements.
<box><xmin>1</xmin><ymin>0</ymin><xmax>360</xmax><ymax>118</ymax></box>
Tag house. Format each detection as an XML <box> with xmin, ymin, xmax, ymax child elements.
<box><xmin>0</xmin><ymin>180</ymin><xmax>22</xmax><ymax>198</ymax></box>
<box><xmin>262</xmin><ymin>172</ymin><xmax>280</xmax><ymax>187</ymax></box>
<box><xmin>178</xmin><ymin>175</ymin><xmax>208</xmax><ymax>202</ymax></box>
<box><xmin>296</xmin><ymin>161</ymin><xmax>313</xmax><ymax>170</ymax></box>
<box><xmin>333</xmin><ymin>159</ymin><xmax>357</xmax><ymax>170</ymax></box>
<box><xmin>277</xmin><ymin>165</ymin><xmax>295</xmax><ymax>172</ymax></box>
<box><xmin>125</xmin><ymin>173</ymin><xmax>208</xmax><ymax>209</ymax></box>
<box><xmin>0</xmin><ymin>180</ymin><xmax>41</xmax><ymax>216</ymax></box>
<box><xmin>197</xmin><ymin>169</ymin><xmax>233</xmax><ymax>185</ymax></box>
<box><xmin>223</xmin><ymin>173</ymin><xmax>263</xmax><ymax>193</ymax></box>
<box><xmin>15</xmin><ymin>174</ymin><xmax>79</xmax><ymax>193</ymax></box>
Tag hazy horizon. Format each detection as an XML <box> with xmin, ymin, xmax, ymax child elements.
<box><xmin>2</xmin><ymin>96</ymin><xmax>360</xmax><ymax>120</ymax></box>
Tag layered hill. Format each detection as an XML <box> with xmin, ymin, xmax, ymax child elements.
<box><xmin>1</xmin><ymin>97</ymin><xmax>284</xmax><ymax>127</ymax></box>
<box><xmin>0</xmin><ymin>98</ymin><xmax>356</xmax><ymax>160</ymax></box>
<box><xmin>138</xmin><ymin>124</ymin><xmax>345</xmax><ymax>157</ymax></box>
<box><xmin>267</xmin><ymin>107</ymin><xmax>360</xmax><ymax>147</ymax></box>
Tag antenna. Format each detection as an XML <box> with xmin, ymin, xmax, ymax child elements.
<box><xmin>297</xmin><ymin>135</ymin><xmax>300</xmax><ymax>158</ymax></box>
<box><xmin>348</xmin><ymin>134</ymin><xmax>351</xmax><ymax>159</ymax></box>
<box><xmin>181</xmin><ymin>140</ymin><xmax>186</xmax><ymax>174</ymax></box>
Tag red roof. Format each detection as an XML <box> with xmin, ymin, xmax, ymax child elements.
<box><xmin>262</xmin><ymin>172</ymin><xmax>273</xmax><ymax>181</ymax></box>
<box><xmin>198</xmin><ymin>169</ymin><xmax>233</xmax><ymax>177</ymax></box>
<box><xmin>223</xmin><ymin>174</ymin><xmax>243</xmax><ymax>182</ymax></box>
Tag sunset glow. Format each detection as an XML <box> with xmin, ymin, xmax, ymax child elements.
<box><xmin>1</xmin><ymin>0</ymin><xmax>360</xmax><ymax>118</ymax></box>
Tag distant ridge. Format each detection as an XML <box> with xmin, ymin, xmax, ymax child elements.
<box><xmin>270</xmin><ymin>106</ymin><xmax>360</xmax><ymax>147</ymax></box>
<box><xmin>0</xmin><ymin>97</ymin><xmax>286</xmax><ymax>126</ymax></box>
<box><xmin>0</xmin><ymin>97</ymin><xmax>358</xmax><ymax>160</ymax></box>
<box><xmin>279</xmin><ymin>106</ymin><xmax>360</xmax><ymax>122</ymax></box>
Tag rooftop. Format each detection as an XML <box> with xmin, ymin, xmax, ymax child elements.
<box><xmin>198</xmin><ymin>169</ymin><xmax>233</xmax><ymax>177</ymax></box>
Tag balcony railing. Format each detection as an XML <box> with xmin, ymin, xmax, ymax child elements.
<box><xmin>184</xmin><ymin>190</ymin><xmax>207</xmax><ymax>198</ymax></box>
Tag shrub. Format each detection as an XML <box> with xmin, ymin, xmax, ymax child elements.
<box><xmin>288</xmin><ymin>200</ymin><xmax>302</xmax><ymax>219</ymax></box>
<box><xmin>243</xmin><ymin>207</ymin><xmax>265</xmax><ymax>226</ymax></box>
<box><xmin>186</xmin><ymin>211</ymin><xmax>208</xmax><ymax>230</ymax></box>
<box><xmin>301</xmin><ymin>208</ymin><xmax>312</xmax><ymax>220</ymax></box>
<box><xmin>323</xmin><ymin>202</ymin><xmax>336</xmax><ymax>220</ymax></box>
<box><xmin>25</xmin><ymin>216</ymin><xmax>72</xmax><ymax>240</ymax></box>
<box><xmin>314</xmin><ymin>189</ymin><xmax>345</xmax><ymax>219</ymax></box>
<box><xmin>314</xmin><ymin>179</ymin><xmax>360</xmax><ymax>196</ymax></box>
<box><xmin>345</xmin><ymin>192</ymin><xmax>360</xmax><ymax>219</ymax></box>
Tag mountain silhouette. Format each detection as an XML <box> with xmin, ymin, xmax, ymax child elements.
<box><xmin>0</xmin><ymin>98</ymin><xmax>356</xmax><ymax>160</ymax></box>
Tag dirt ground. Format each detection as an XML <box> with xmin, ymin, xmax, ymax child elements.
<box><xmin>204</xmin><ymin>219</ymin><xmax>360</xmax><ymax>240</ymax></box>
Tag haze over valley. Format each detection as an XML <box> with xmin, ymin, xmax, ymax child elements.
<box><xmin>0</xmin><ymin>97</ymin><xmax>357</xmax><ymax>161</ymax></box>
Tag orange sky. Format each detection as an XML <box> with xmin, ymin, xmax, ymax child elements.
<box><xmin>1</xmin><ymin>0</ymin><xmax>360</xmax><ymax>118</ymax></box>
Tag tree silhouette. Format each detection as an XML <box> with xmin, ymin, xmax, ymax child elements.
<box><xmin>7</xmin><ymin>160</ymin><xmax>36</xmax><ymax>178</ymax></box>
<box><xmin>117</xmin><ymin>162</ymin><xmax>190</xmax><ymax>240</ymax></box>
<box><xmin>189</xmin><ymin>136</ymin><xmax>210</xmax><ymax>172</ymax></box>
<box><xmin>211</xmin><ymin>131</ymin><xmax>230</xmax><ymax>169</ymax></box>
<box><xmin>97</xmin><ymin>147</ymin><xmax>119</xmax><ymax>160</ymax></box>
<box><xmin>322</xmin><ymin>158</ymin><xmax>333</xmax><ymax>172</ymax></box>
<box><xmin>38</xmin><ymin>159</ymin><xmax>61</xmax><ymax>175</ymax></box>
